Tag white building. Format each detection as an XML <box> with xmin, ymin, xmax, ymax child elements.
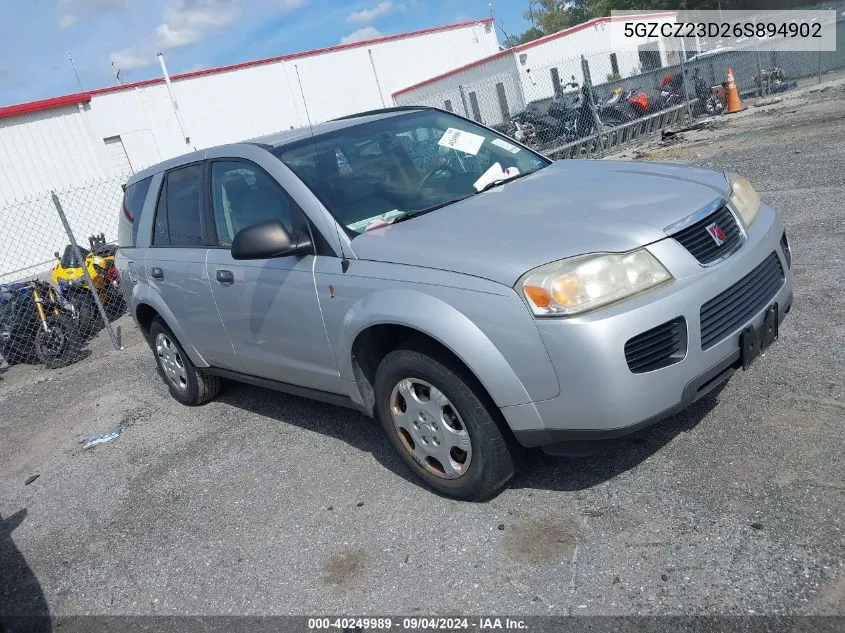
<box><xmin>0</xmin><ymin>18</ymin><xmax>499</xmax><ymax>205</ymax></box>
<box><xmin>0</xmin><ymin>18</ymin><xmax>499</xmax><ymax>279</ymax></box>
<box><xmin>393</xmin><ymin>12</ymin><xmax>679</xmax><ymax>127</ymax></box>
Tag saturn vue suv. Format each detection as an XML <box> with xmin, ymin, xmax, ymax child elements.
<box><xmin>116</xmin><ymin>106</ymin><xmax>793</xmax><ymax>500</ymax></box>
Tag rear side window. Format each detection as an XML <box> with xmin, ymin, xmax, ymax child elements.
<box><xmin>118</xmin><ymin>176</ymin><xmax>153</xmax><ymax>248</ymax></box>
<box><xmin>152</xmin><ymin>164</ymin><xmax>204</xmax><ymax>247</ymax></box>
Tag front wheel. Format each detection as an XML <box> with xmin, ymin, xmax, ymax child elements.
<box><xmin>34</xmin><ymin>313</ymin><xmax>82</xmax><ymax>369</ymax></box>
<box><xmin>374</xmin><ymin>340</ymin><xmax>522</xmax><ymax>501</ymax></box>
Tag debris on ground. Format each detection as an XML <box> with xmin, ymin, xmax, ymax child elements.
<box><xmin>82</xmin><ymin>427</ymin><xmax>122</xmax><ymax>450</ymax></box>
<box><xmin>754</xmin><ymin>97</ymin><xmax>783</xmax><ymax>107</ymax></box>
<box><xmin>24</xmin><ymin>474</ymin><xmax>40</xmax><ymax>485</ymax></box>
<box><xmin>751</xmin><ymin>522</ymin><xmax>764</xmax><ymax>530</ymax></box>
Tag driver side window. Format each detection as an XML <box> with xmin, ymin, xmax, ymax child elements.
<box><xmin>210</xmin><ymin>161</ymin><xmax>305</xmax><ymax>247</ymax></box>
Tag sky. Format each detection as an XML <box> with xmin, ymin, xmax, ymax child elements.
<box><xmin>0</xmin><ymin>0</ymin><xmax>534</xmax><ymax>108</ymax></box>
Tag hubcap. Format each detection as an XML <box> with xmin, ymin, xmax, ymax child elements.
<box><xmin>155</xmin><ymin>333</ymin><xmax>187</xmax><ymax>391</ymax></box>
<box><xmin>389</xmin><ymin>378</ymin><xmax>472</xmax><ymax>479</ymax></box>
<box><xmin>36</xmin><ymin>326</ymin><xmax>67</xmax><ymax>358</ymax></box>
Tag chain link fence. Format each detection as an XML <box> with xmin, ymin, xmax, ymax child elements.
<box><xmin>0</xmin><ymin>175</ymin><xmax>127</xmax><ymax>372</ymax></box>
<box><xmin>396</xmin><ymin>13</ymin><xmax>845</xmax><ymax>158</ymax></box>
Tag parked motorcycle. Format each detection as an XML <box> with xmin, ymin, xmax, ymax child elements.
<box><xmin>0</xmin><ymin>280</ymin><xmax>83</xmax><ymax>368</ymax></box>
<box><xmin>51</xmin><ymin>233</ymin><xmax>124</xmax><ymax>337</ymax></box>
<box><xmin>653</xmin><ymin>68</ymin><xmax>725</xmax><ymax>116</ymax></box>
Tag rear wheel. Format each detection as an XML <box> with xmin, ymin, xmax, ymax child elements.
<box><xmin>35</xmin><ymin>313</ymin><xmax>82</xmax><ymax>369</ymax></box>
<box><xmin>374</xmin><ymin>340</ymin><xmax>522</xmax><ymax>501</ymax></box>
<box><xmin>149</xmin><ymin>317</ymin><xmax>219</xmax><ymax>405</ymax></box>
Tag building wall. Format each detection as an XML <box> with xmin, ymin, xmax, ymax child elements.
<box><xmin>393</xmin><ymin>54</ymin><xmax>523</xmax><ymax>127</ymax></box>
<box><xmin>0</xmin><ymin>104</ymin><xmax>109</xmax><ymax>206</ymax></box>
<box><xmin>393</xmin><ymin>14</ymin><xmax>679</xmax><ymax>115</ymax></box>
<box><xmin>0</xmin><ymin>20</ymin><xmax>499</xmax><ymax>201</ymax></box>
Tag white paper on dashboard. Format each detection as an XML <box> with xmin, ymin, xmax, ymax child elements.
<box><xmin>438</xmin><ymin>128</ymin><xmax>485</xmax><ymax>156</ymax></box>
<box><xmin>491</xmin><ymin>138</ymin><xmax>521</xmax><ymax>154</ymax></box>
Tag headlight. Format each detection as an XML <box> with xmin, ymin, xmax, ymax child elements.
<box><xmin>727</xmin><ymin>173</ymin><xmax>760</xmax><ymax>228</ymax></box>
<box><xmin>517</xmin><ymin>249</ymin><xmax>673</xmax><ymax>317</ymax></box>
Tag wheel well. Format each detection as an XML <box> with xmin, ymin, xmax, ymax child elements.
<box><xmin>135</xmin><ymin>303</ymin><xmax>159</xmax><ymax>337</ymax></box>
<box><xmin>350</xmin><ymin>325</ymin><xmax>494</xmax><ymax>418</ymax></box>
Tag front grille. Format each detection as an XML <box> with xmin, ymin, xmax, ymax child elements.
<box><xmin>672</xmin><ymin>204</ymin><xmax>744</xmax><ymax>265</ymax></box>
<box><xmin>780</xmin><ymin>231</ymin><xmax>792</xmax><ymax>268</ymax></box>
<box><xmin>625</xmin><ymin>317</ymin><xmax>687</xmax><ymax>373</ymax></box>
<box><xmin>700</xmin><ymin>252</ymin><xmax>784</xmax><ymax>349</ymax></box>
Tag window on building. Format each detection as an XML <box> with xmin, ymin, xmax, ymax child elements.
<box><xmin>444</xmin><ymin>99</ymin><xmax>453</xmax><ymax>112</ymax></box>
<box><xmin>550</xmin><ymin>67</ymin><xmax>562</xmax><ymax>94</ymax></box>
<box><xmin>468</xmin><ymin>91</ymin><xmax>482</xmax><ymax>123</ymax></box>
<box><xmin>610</xmin><ymin>53</ymin><xmax>619</xmax><ymax>77</ymax></box>
<box><xmin>638</xmin><ymin>45</ymin><xmax>662</xmax><ymax>72</ymax></box>
<box><xmin>495</xmin><ymin>82</ymin><xmax>509</xmax><ymax>119</ymax></box>
<box><xmin>152</xmin><ymin>164</ymin><xmax>203</xmax><ymax>247</ymax></box>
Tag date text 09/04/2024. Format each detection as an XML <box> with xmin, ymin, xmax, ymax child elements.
<box><xmin>307</xmin><ymin>617</ymin><xmax>528</xmax><ymax>630</ymax></box>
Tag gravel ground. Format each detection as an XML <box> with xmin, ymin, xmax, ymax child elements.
<box><xmin>1</xmin><ymin>79</ymin><xmax>843</xmax><ymax>619</ymax></box>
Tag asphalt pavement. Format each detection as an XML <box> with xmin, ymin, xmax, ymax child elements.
<box><xmin>1</xmin><ymin>80</ymin><xmax>843</xmax><ymax>618</ymax></box>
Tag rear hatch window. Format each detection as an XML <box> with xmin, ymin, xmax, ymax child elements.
<box><xmin>118</xmin><ymin>176</ymin><xmax>154</xmax><ymax>248</ymax></box>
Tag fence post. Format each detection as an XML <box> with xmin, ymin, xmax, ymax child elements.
<box><xmin>678</xmin><ymin>41</ymin><xmax>694</xmax><ymax>122</ymax></box>
<box><xmin>580</xmin><ymin>55</ymin><xmax>603</xmax><ymax>157</ymax></box>
<box><xmin>51</xmin><ymin>192</ymin><xmax>122</xmax><ymax>351</ymax></box>
<box><xmin>458</xmin><ymin>85</ymin><xmax>471</xmax><ymax>118</ymax></box>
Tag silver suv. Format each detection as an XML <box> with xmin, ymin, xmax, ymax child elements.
<box><xmin>117</xmin><ymin>106</ymin><xmax>792</xmax><ymax>500</ymax></box>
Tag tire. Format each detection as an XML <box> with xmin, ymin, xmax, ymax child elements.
<box><xmin>34</xmin><ymin>313</ymin><xmax>82</xmax><ymax>369</ymax></box>
<box><xmin>68</xmin><ymin>290</ymin><xmax>99</xmax><ymax>339</ymax></box>
<box><xmin>148</xmin><ymin>317</ymin><xmax>220</xmax><ymax>405</ymax></box>
<box><xmin>374</xmin><ymin>339</ymin><xmax>523</xmax><ymax>501</ymax></box>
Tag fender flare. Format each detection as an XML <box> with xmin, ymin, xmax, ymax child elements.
<box><xmin>131</xmin><ymin>282</ymin><xmax>210</xmax><ymax>368</ymax></box>
<box><xmin>337</xmin><ymin>289</ymin><xmax>533</xmax><ymax>407</ymax></box>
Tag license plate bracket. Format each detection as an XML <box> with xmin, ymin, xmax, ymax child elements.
<box><xmin>740</xmin><ymin>303</ymin><xmax>779</xmax><ymax>370</ymax></box>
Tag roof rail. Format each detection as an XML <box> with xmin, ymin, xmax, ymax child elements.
<box><xmin>330</xmin><ymin>105</ymin><xmax>432</xmax><ymax>121</ymax></box>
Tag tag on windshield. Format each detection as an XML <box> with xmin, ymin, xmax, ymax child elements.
<box><xmin>438</xmin><ymin>128</ymin><xmax>485</xmax><ymax>156</ymax></box>
<box><xmin>491</xmin><ymin>138</ymin><xmax>520</xmax><ymax>154</ymax></box>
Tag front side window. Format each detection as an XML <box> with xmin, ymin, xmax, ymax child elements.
<box><xmin>152</xmin><ymin>164</ymin><xmax>204</xmax><ymax>246</ymax></box>
<box><xmin>210</xmin><ymin>161</ymin><xmax>304</xmax><ymax>247</ymax></box>
<box><xmin>273</xmin><ymin>110</ymin><xmax>549</xmax><ymax>235</ymax></box>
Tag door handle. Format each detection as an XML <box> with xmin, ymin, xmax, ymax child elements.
<box><xmin>216</xmin><ymin>269</ymin><xmax>234</xmax><ymax>285</ymax></box>
<box><xmin>150</xmin><ymin>267</ymin><xmax>164</xmax><ymax>280</ymax></box>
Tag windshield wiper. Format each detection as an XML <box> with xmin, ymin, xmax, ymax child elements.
<box><xmin>389</xmin><ymin>194</ymin><xmax>474</xmax><ymax>225</ymax></box>
<box><xmin>474</xmin><ymin>170</ymin><xmax>533</xmax><ymax>194</ymax></box>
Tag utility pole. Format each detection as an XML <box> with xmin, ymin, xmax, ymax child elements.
<box><xmin>158</xmin><ymin>52</ymin><xmax>194</xmax><ymax>149</ymax></box>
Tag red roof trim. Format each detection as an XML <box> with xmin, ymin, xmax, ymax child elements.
<box><xmin>0</xmin><ymin>92</ymin><xmax>92</xmax><ymax>121</ymax></box>
<box><xmin>392</xmin><ymin>12</ymin><xmax>677</xmax><ymax>97</ymax></box>
<box><xmin>90</xmin><ymin>18</ymin><xmax>495</xmax><ymax>97</ymax></box>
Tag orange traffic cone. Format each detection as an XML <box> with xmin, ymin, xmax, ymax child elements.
<box><xmin>725</xmin><ymin>67</ymin><xmax>746</xmax><ymax>114</ymax></box>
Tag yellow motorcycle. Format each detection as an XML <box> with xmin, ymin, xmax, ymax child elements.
<box><xmin>51</xmin><ymin>234</ymin><xmax>124</xmax><ymax>337</ymax></box>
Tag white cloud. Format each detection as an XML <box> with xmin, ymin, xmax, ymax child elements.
<box><xmin>154</xmin><ymin>0</ymin><xmax>240</xmax><ymax>49</ymax></box>
<box><xmin>339</xmin><ymin>25</ymin><xmax>383</xmax><ymax>44</ymax></box>
<box><xmin>109</xmin><ymin>50</ymin><xmax>152</xmax><ymax>71</ymax></box>
<box><xmin>59</xmin><ymin>14</ymin><xmax>79</xmax><ymax>29</ymax></box>
<box><xmin>58</xmin><ymin>0</ymin><xmax>130</xmax><ymax>29</ymax></box>
<box><xmin>346</xmin><ymin>1</ymin><xmax>392</xmax><ymax>24</ymax></box>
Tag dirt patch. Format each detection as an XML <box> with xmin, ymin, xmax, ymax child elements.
<box><xmin>322</xmin><ymin>548</ymin><xmax>369</xmax><ymax>588</ymax></box>
<box><xmin>501</xmin><ymin>517</ymin><xmax>580</xmax><ymax>565</ymax></box>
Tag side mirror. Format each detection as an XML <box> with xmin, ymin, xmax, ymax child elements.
<box><xmin>230</xmin><ymin>219</ymin><xmax>312</xmax><ymax>260</ymax></box>
<box><xmin>54</xmin><ymin>251</ymin><xmax>61</xmax><ymax>260</ymax></box>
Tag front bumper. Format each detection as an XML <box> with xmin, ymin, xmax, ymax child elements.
<box><xmin>504</xmin><ymin>204</ymin><xmax>793</xmax><ymax>450</ymax></box>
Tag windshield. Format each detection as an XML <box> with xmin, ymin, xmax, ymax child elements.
<box><xmin>273</xmin><ymin>110</ymin><xmax>550</xmax><ymax>234</ymax></box>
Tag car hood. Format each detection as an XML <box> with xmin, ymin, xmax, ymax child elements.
<box><xmin>351</xmin><ymin>160</ymin><xmax>731</xmax><ymax>286</ymax></box>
